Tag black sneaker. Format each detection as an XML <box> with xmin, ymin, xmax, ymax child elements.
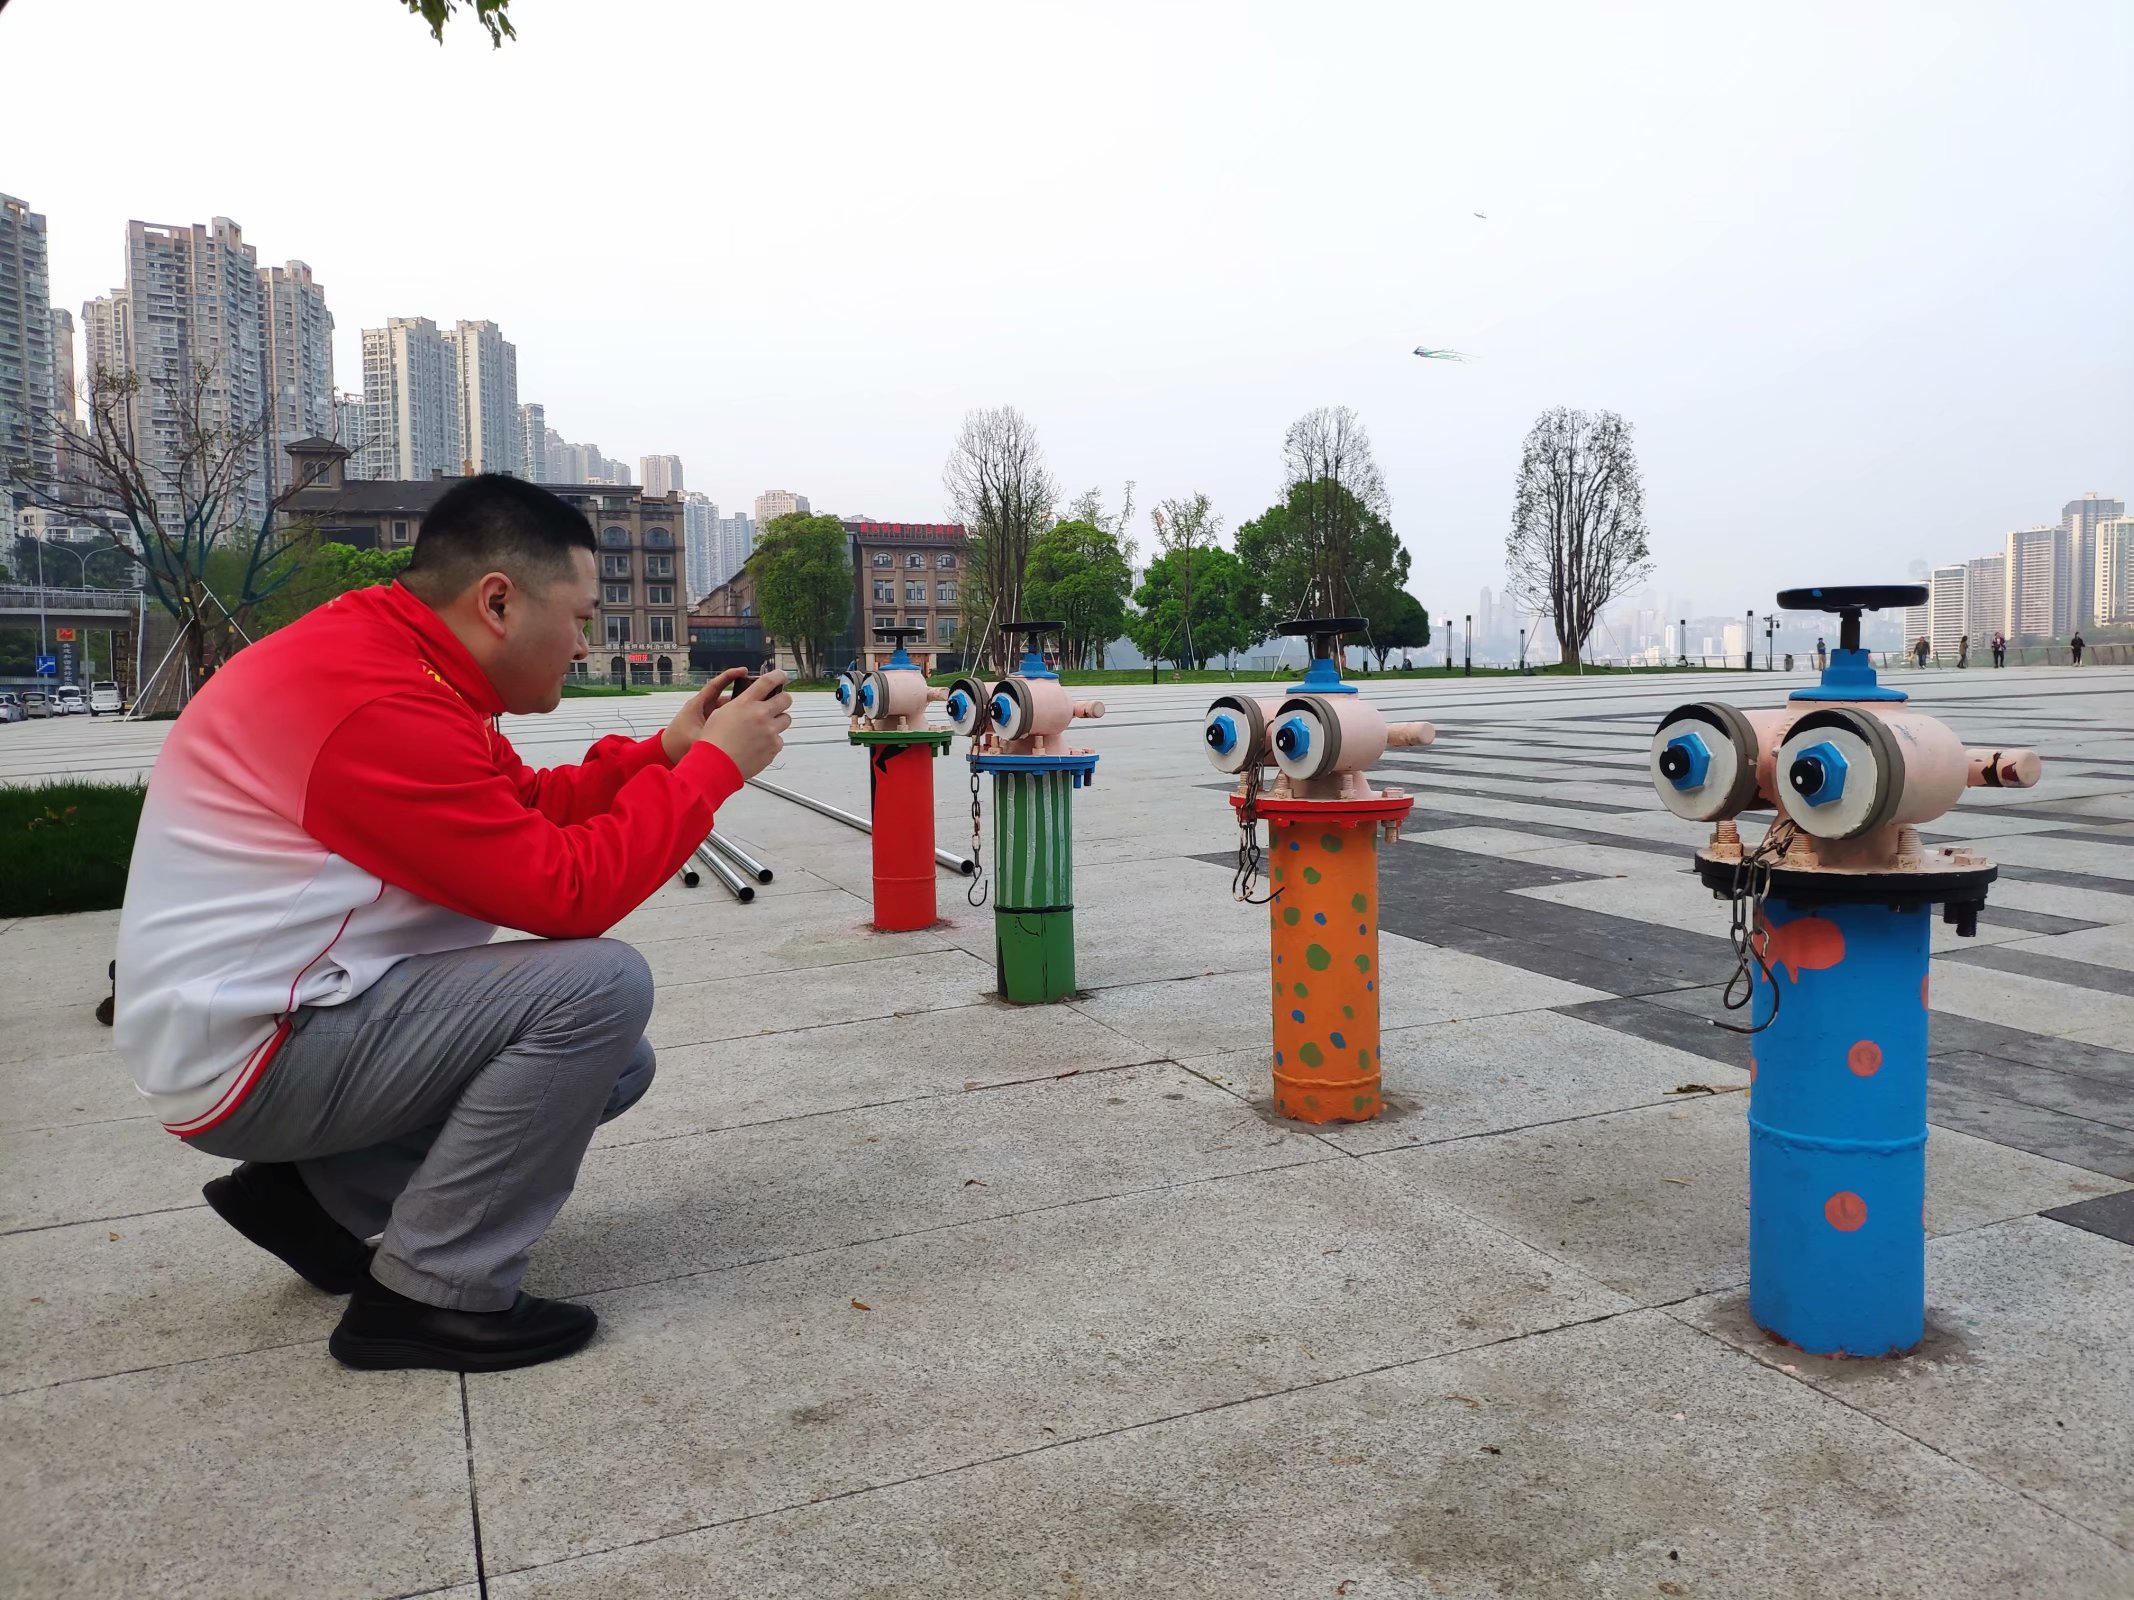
<box><xmin>202</xmin><ymin>1161</ymin><xmax>375</xmax><ymax>1294</ymax></box>
<box><xmin>329</xmin><ymin>1275</ymin><xmax>599</xmax><ymax>1373</ymax></box>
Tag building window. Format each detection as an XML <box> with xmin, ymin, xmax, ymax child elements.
<box><xmin>647</xmin><ymin>585</ymin><xmax>674</xmax><ymax>606</ymax></box>
<box><xmin>605</xmin><ymin>616</ymin><xmax>631</xmax><ymax>645</ymax></box>
<box><xmin>905</xmin><ymin>552</ymin><xmax>924</xmax><ymax>569</ymax></box>
<box><xmin>871</xmin><ymin>552</ymin><xmax>893</xmax><ymax>568</ymax></box>
<box><xmin>603</xmin><ymin>553</ymin><xmax>631</xmax><ymax>577</ymax></box>
<box><xmin>938</xmin><ymin>617</ymin><xmax>957</xmax><ymax>643</ymax></box>
<box><xmin>601</xmin><ymin>526</ymin><xmax>630</xmax><ymax>548</ymax></box>
<box><xmin>873</xmin><ymin>614</ymin><xmax>895</xmax><ymax>632</ymax></box>
<box><xmin>646</xmin><ymin>555</ymin><xmax>673</xmax><ymax>578</ymax></box>
<box><xmin>649</xmin><ymin>615</ymin><xmax>675</xmax><ymax>645</ymax></box>
<box><xmin>936</xmin><ymin>552</ymin><xmax>957</xmax><ymax>569</ymax></box>
<box><xmin>604</xmin><ymin>583</ymin><xmax>631</xmax><ymax>605</ymax></box>
<box><xmin>873</xmin><ymin>579</ymin><xmax>895</xmax><ymax>603</ymax></box>
<box><xmin>937</xmin><ymin>580</ymin><xmax>958</xmax><ymax>603</ymax></box>
<box><xmin>391</xmin><ymin>520</ymin><xmax>410</xmax><ymax>544</ymax></box>
<box><xmin>645</xmin><ymin>527</ymin><xmax>672</xmax><ymax>547</ymax></box>
<box><xmin>905</xmin><ymin>579</ymin><xmax>927</xmax><ymax>603</ymax></box>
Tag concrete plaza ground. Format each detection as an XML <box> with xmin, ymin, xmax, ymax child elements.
<box><xmin>4</xmin><ymin>662</ymin><xmax>2131</xmax><ymax>1598</ymax></box>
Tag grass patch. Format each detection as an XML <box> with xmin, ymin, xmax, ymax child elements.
<box><xmin>0</xmin><ymin>780</ymin><xmax>145</xmax><ymax>917</ymax></box>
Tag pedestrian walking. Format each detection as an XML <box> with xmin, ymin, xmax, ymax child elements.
<box><xmin>1957</xmin><ymin>634</ymin><xmax>1970</xmax><ymax>669</ymax></box>
<box><xmin>1991</xmin><ymin>631</ymin><xmax>2006</xmax><ymax>668</ymax></box>
<box><xmin>1815</xmin><ymin>636</ymin><xmax>1828</xmax><ymax>670</ymax></box>
<box><xmin>1913</xmin><ymin>637</ymin><xmax>1931</xmax><ymax>669</ymax></box>
<box><xmin>2071</xmin><ymin>632</ymin><xmax>2086</xmax><ymax>666</ymax></box>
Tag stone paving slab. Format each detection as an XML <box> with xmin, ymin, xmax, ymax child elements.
<box><xmin>466</xmin><ymin>1310</ymin><xmax>2134</xmax><ymax>1599</ymax></box>
<box><xmin>0</xmin><ymin>1114</ymin><xmax>227</xmax><ymax>1233</ymax></box>
<box><xmin>1674</xmin><ymin>1214</ymin><xmax>2134</xmax><ymax>1547</ymax></box>
<box><xmin>2</xmin><ymin>1346</ymin><xmax>475</xmax><ymax>1600</ymax></box>
<box><xmin>0</xmin><ymin>1045</ymin><xmax>148</xmax><ymax>1135</ymax></box>
<box><xmin>470</xmin><ymin>1158</ymin><xmax>1628</xmax><ymax>1574</ymax></box>
<box><xmin>1366</xmin><ymin>1092</ymin><xmax>2126</xmax><ymax>1304</ymax></box>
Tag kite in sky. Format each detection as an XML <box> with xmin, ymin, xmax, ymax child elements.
<box><xmin>1413</xmin><ymin>346</ymin><xmax>1469</xmax><ymax>361</ymax></box>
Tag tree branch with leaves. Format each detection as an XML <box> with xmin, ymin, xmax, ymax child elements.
<box><xmin>1503</xmin><ymin>407</ymin><xmax>1653</xmax><ymax>672</ymax></box>
<box><xmin>944</xmin><ymin>406</ymin><xmax>1058</xmax><ymax>670</ymax></box>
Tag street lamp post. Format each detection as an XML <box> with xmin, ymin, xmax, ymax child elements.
<box><xmin>1678</xmin><ymin>617</ymin><xmax>1687</xmax><ymax>668</ymax></box>
<box><xmin>1745</xmin><ymin>610</ymin><xmax>1755</xmax><ymax>671</ymax></box>
<box><xmin>1765</xmin><ymin>615</ymin><xmax>1777</xmax><ymax>672</ymax></box>
<box><xmin>1518</xmin><ymin>627</ymin><xmax>1527</xmax><ymax>674</ymax></box>
<box><xmin>1445</xmin><ymin>609</ymin><xmax>1453</xmax><ymax>671</ymax></box>
<box><xmin>1463</xmin><ymin>614</ymin><xmax>1472</xmax><ymax>676</ymax></box>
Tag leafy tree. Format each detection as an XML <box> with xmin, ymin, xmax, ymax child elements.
<box><xmin>241</xmin><ymin>540</ymin><xmax>413</xmax><ymax>635</ymax></box>
<box><xmin>1504</xmin><ymin>407</ymin><xmax>1653</xmax><ymax>670</ymax></box>
<box><xmin>404</xmin><ymin>0</ymin><xmax>517</xmax><ymax>46</ymax></box>
<box><xmin>1363</xmin><ymin>589</ymin><xmax>1431</xmax><ymax>669</ymax></box>
<box><xmin>750</xmin><ymin>513</ymin><xmax>852</xmax><ymax>680</ymax></box>
<box><xmin>1129</xmin><ymin>547</ymin><xmax>1262</xmax><ymax>669</ymax></box>
<box><xmin>1236</xmin><ymin>479</ymin><xmax>1408</xmax><ymax>632</ymax></box>
<box><xmin>1024</xmin><ymin>519</ymin><xmax>1132</xmax><ymax>669</ymax></box>
<box><xmin>1278</xmin><ymin>406</ymin><xmax>1392</xmax><ymax>618</ymax></box>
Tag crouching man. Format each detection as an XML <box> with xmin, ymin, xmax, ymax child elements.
<box><xmin>114</xmin><ymin>475</ymin><xmax>791</xmax><ymax>1372</ymax></box>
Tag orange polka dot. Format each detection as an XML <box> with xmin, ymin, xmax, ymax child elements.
<box><xmin>1846</xmin><ymin>1040</ymin><xmax>1883</xmax><ymax>1077</ymax></box>
<box><xmin>1824</xmin><ymin>1191</ymin><xmax>1868</xmax><ymax>1231</ymax></box>
<box><xmin>1920</xmin><ymin>974</ymin><xmax>1930</xmax><ymax>1009</ymax></box>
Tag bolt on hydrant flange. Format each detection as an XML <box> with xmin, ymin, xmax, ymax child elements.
<box><xmin>1649</xmin><ymin>584</ymin><xmax>2043</xmax><ymax>1357</ymax></box>
<box><xmin>1204</xmin><ymin>618</ymin><xmax>1437</xmax><ymax>1125</ymax></box>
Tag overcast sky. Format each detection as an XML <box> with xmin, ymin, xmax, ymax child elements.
<box><xmin>7</xmin><ymin>0</ymin><xmax>2130</xmax><ymax>623</ymax></box>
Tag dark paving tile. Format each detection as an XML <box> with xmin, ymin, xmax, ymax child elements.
<box><xmin>1940</xmin><ymin>944</ymin><xmax>2134</xmax><ymax>998</ymax></box>
<box><xmin>1925</xmin><ymin>1014</ymin><xmax>2134</xmax><ymax>1087</ymax></box>
<box><xmin>1927</xmin><ymin>1081</ymin><xmax>2134</xmax><ymax>1181</ymax></box>
<box><xmin>1553</xmin><ymin>995</ymin><xmax>1756</xmax><ymax>1074</ymax></box>
<box><xmin>1370</xmin><ymin>766</ymin><xmax>1643</xmax><ymax>815</ymax></box>
<box><xmin>1389</xmin><ymin>808</ymin><xmax>1691</xmax><ymax>858</ymax></box>
<box><xmin>2044</xmin><ymin>1188</ymin><xmax>2134</xmax><ymax>1246</ymax></box>
<box><xmin>1974</xmin><ymin>904</ymin><xmax>2106</xmax><ymax>935</ymax></box>
<box><xmin>1932</xmin><ymin>1051</ymin><xmax>2134</xmax><ymax>1132</ymax></box>
<box><xmin>2036</xmin><ymin>828</ymin><xmax>2134</xmax><ymax>847</ymax></box>
<box><xmin>1994</xmin><ymin>863</ymin><xmax>2134</xmax><ymax>899</ymax></box>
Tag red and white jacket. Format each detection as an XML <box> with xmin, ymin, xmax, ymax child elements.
<box><xmin>115</xmin><ymin>580</ymin><xmax>741</xmax><ymax>1136</ymax></box>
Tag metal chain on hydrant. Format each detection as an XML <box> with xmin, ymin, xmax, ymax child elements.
<box><xmin>1232</xmin><ymin>764</ymin><xmax>1275</xmax><ymax>905</ymax></box>
<box><xmin>966</xmin><ymin>764</ymin><xmax>989</xmax><ymax>907</ymax></box>
<box><xmin>1713</xmin><ymin>818</ymin><xmax>1800</xmax><ymax>1035</ymax></box>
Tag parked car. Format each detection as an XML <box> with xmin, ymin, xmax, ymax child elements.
<box><xmin>88</xmin><ymin>681</ymin><xmax>123</xmax><ymax>715</ymax></box>
<box><xmin>0</xmin><ymin>691</ymin><xmax>22</xmax><ymax>724</ymax></box>
<box><xmin>22</xmin><ymin>690</ymin><xmax>53</xmax><ymax>718</ymax></box>
<box><xmin>54</xmin><ymin>685</ymin><xmax>87</xmax><ymax>715</ymax></box>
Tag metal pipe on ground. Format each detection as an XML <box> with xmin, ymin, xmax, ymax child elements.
<box><xmin>745</xmin><ymin>776</ymin><xmax>975</xmax><ymax>875</ymax></box>
<box><xmin>692</xmin><ymin>842</ymin><xmax>755</xmax><ymax>903</ymax></box>
<box><xmin>676</xmin><ymin>860</ymin><xmax>700</xmax><ymax>888</ymax></box>
<box><xmin>705</xmin><ymin>829</ymin><xmax>773</xmax><ymax>884</ymax></box>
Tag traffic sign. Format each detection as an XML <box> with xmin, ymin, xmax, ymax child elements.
<box><xmin>34</xmin><ymin>655</ymin><xmax>56</xmax><ymax>676</ymax></box>
<box><xmin>54</xmin><ymin>627</ymin><xmax>76</xmax><ymax>642</ymax></box>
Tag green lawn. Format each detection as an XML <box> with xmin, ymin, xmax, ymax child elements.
<box><xmin>0</xmin><ymin>781</ymin><xmax>145</xmax><ymax>917</ymax></box>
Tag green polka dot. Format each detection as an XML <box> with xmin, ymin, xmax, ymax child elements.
<box><xmin>1302</xmin><ymin>866</ymin><xmax>1322</xmax><ymax>885</ymax></box>
<box><xmin>1293</xmin><ymin>981</ymin><xmax>1309</xmax><ymax>998</ymax></box>
<box><xmin>1298</xmin><ymin>1042</ymin><xmax>1324</xmax><ymax>1068</ymax></box>
<box><xmin>1353</xmin><ymin>953</ymin><xmax>1372</xmax><ymax>974</ymax></box>
<box><xmin>1350</xmin><ymin>893</ymin><xmax>1368</xmax><ymax>913</ymax></box>
<box><xmin>1282</xmin><ymin>906</ymin><xmax>1301</xmax><ymax>926</ymax></box>
<box><xmin>1271</xmin><ymin>867</ymin><xmax>1284</xmax><ymax>882</ymax></box>
<box><xmin>1342</xmin><ymin>1004</ymin><xmax>1354</xmax><ymax>1019</ymax></box>
<box><xmin>1352</xmin><ymin>1094</ymin><xmax>1375</xmax><ymax>1114</ymax></box>
<box><xmin>1319</xmin><ymin>833</ymin><xmax>1344</xmax><ymax>853</ymax></box>
<box><xmin>1358</xmin><ymin>1048</ymin><xmax>1371</xmax><ymax>1069</ymax></box>
<box><xmin>1306</xmin><ymin>944</ymin><xmax>1332</xmax><ymax>971</ymax></box>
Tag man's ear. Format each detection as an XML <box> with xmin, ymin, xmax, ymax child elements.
<box><xmin>476</xmin><ymin>571</ymin><xmax>514</xmax><ymax>636</ymax></box>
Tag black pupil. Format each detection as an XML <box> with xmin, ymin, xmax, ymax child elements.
<box><xmin>1276</xmin><ymin>728</ymin><xmax>1297</xmax><ymax>752</ymax></box>
<box><xmin>1659</xmin><ymin>748</ymin><xmax>1689</xmax><ymax>779</ymax></box>
<box><xmin>1790</xmin><ymin>757</ymin><xmax>1824</xmax><ymax>794</ymax></box>
<box><xmin>1205</xmin><ymin>725</ymin><xmax>1223</xmax><ymax>747</ymax></box>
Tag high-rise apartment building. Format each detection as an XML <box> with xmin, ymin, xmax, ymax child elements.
<box><xmin>518</xmin><ymin>403</ymin><xmax>547</xmax><ymax>482</ymax></box>
<box><xmin>124</xmin><ymin>217</ymin><xmax>271</xmax><ymax>519</ymax></box>
<box><xmin>446</xmin><ymin>320</ymin><xmax>517</xmax><ymax>475</ymax></box>
<box><xmin>2062</xmin><ymin>494</ymin><xmax>2126</xmax><ymax>627</ymax></box>
<box><xmin>361</xmin><ymin>316</ymin><xmax>458</xmax><ymax>481</ymax></box>
<box><xmin>2096</xmin><ymin>515</ymin><xmax>2134</xmax><ymax>626</ymax></box>
<box><xmin>755</xmin><ymin>488</ymin><xmax>810</xmax><ymax>526</ymax></box>
<box><xmin>641</xmin><ymin>455</ymin><xmax>684</xmax><ymax>496</ymax></box>
<box><xmin>682</xmin><ymin>491</ymin><xmax>719</xmax><ymax>598</ymax></box>
<box><xmin>259</xmin><ymin>262</ymin><xmax>335</xmax><ymax>495</ymax></box>
<box><xmin>1</xmin><ymin>193</ymin><xmax>57</xmax><ymax>479</ymax></box>
<box><xmin>1964</xmin><ymin>553</ymin><xmax>2006</xmax><ymax>641</ymax></box>
<box><xmin>715</xmin><ymin>510</ymin><xmax>756</xmax><ymax>589</ymax></box>
<box><xmin>1927</xmin><ymin>563</ymin><xmax>1969</xmax><ymax>659</ymax></box>
<box><xmin>332</xmin><ymin>391</ymin><xmax>367</xmax><ymax>472</ymax></box>
<box><xmin>81</xmin><ymin>291</ymin><xmax>129</xmax><ymax>399</ymax></box>
<box><xmin>2004</xmin><ymin>524</ymin><xmax>2073</xmax><ymax>641</ymax></box>
<box><xmin>49</xmin><ymin>307</ymin><xmax>76</xmax><ymax>422</ymax></box>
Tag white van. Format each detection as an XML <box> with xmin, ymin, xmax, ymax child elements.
<box><xmin>89</xmin><ymin>681</ymin><xmax>122</xmax><ymax>715</ymax></box>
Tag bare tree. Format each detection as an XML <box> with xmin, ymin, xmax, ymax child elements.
<box><xmin>1148</xmin><ymin>491</ymin><xmax>1222</xmax><ymax>666</ymax></box>
<box><xmin>5</xmin><ymin>357</ymin><xmax>306</xmax><ymax>707</ymax></box>
<box><xmin>944</xmin><ymin>406</ymin><xmax>1058</xmax><ymax>668</ymax></box>
<box><xmin>1280</xmin><ymin>405</ymin><xmax>1391</xmax><ymax>620</ymax></box>
<box><xmin>1504</xmin><ymin>407</ymin><xmax>1653</xmax><ymax>671</ymax></box>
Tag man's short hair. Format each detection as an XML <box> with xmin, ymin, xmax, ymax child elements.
<box><xmin>406</xmin><ymin>475</ymin><xmax>596</xmax><ymax>598</ymax></box>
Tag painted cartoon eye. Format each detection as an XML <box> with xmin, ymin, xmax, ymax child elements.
<box><xmin>1776</xmin><ymin>709</ymin><xmax>1902</xmax><ymax>839</ymax></box>
<box><xmin>1202</xmin><ymin>694</ymin><xmax>1269</xmax><ymax>774</ymax></box>
<box><xmin>1270</xmin><ymin>697</ymin><xmax>1338</xmax><ymax>782</ymax></box>
<box><xmin>990</xmin><ymin>679</ymin><xmax>1036</xmax><ymax>741</ymax></box>
<box><xmin>1651</xmin><ymin>702</ymin><xmax>1758</xmax><ymax>821</ymax></box>
<box><xmin>944</xmin><ymin>676</ymin><xmax>991</xmax><ymax>736</ymax></box>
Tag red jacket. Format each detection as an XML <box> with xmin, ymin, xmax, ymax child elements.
<box><xmin>115</xmin><ymin>579</ymin><xmax>739</xmax><ymax>1135</ymax></box>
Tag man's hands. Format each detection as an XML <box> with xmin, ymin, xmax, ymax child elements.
<box><xmin>663</xmin><ymin>668</ymin><xmax>792</xmax><ymax>777</ymax></box>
